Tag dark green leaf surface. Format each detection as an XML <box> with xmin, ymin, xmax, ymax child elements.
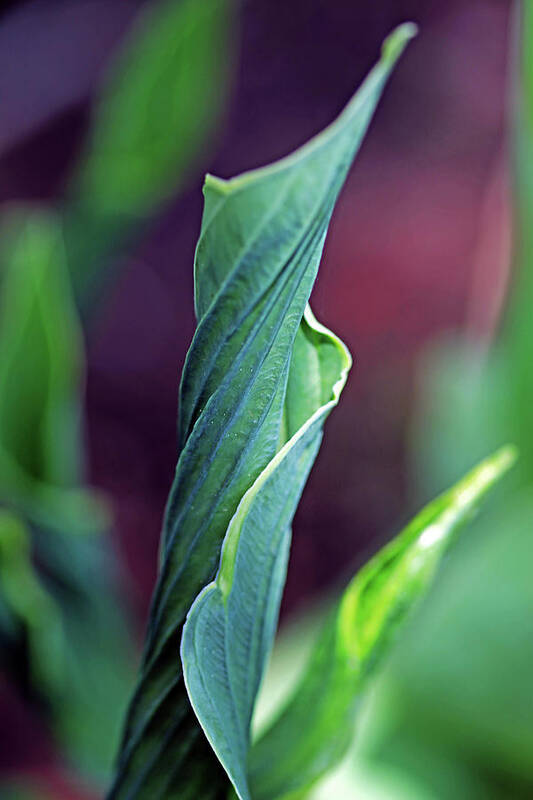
<box><xmin>248</xmin><ymin>446</ymin><xmax>516</xmax><ymax>800</ymax></box>
<box><xmin>109</xmin><ymin>24</ymin><xmax>416</xmax><ymax>800</ymax></box>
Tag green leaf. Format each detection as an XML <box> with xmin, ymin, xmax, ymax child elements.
<box><xmin>248</xmin><ymin>446</ymin><xmax>516</xmax><ymax>800</ymax></box>
<box><xmin>0</xmin><ymin>209</ymin><xmax>135</xmax><ymax>780</ymax></box>
<box><xmin>360</xmin><ymin>489</ymin><xmax>533</xmax><ymax>800</ymax></box>
<box><xmin>66</xmin><ymin>0</ymin><xmax>235</xmax><ymax>303</ymax></box>
<box><xmin>109</xmin><ymin>23</ymin><xmax>416</xmax><ymax>800</ymax></box>
<box><xmin>364</xmin><ymin>12</ymin><xmax>533</xmax><ymax>796</ymax></box>
<box><xmin>0</xmin><ymin>209</ymin><xmax>105</xmax><ymax>534</ymax></box>
<box><xmin>181</xmin><ymin>308</ymin><xmax>350</xmax><ymax>800</ymax></box>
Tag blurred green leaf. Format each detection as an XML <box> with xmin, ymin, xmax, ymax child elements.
<box><xmin>359</xmin><ymin>489</ymin><xmax>533</xmax><ymax>799</ymax></box>
<box><xmin>0</xmin><ymin>510</ymin><xmax>64</xmax><ymax>696</ymax></box>
<box><xmin>309</xmin><ymin>755</ymin><xmax>438</xmax><ymax>800</ymax></box>
<box><xmin>255</xmin><ymin>612</ymin><xmax>438</xmax><ymax>800</ymax></box>
<box><xmin>248</xmin><ymin>447</ymin><xmax>515</xmax><ymax>800</ymax></box>
<box><xmin>53</xmin><ymin>563</ymin><xmax>136</xmax><ymax>781</ymax></box>
<box><xmin>109</xmin><ymin>23</ymin><xmax>415</xmax><ymax>800</ymax></box>
<box><xmin>66</xmin><ymin>0</ymin><xmax>235</xmax><ymax>304</ymax></box>
<box><xmin>0</xmin><ymin>209</ymin><xmax>135</xmax><ymax>781</ymax></box>
<box><xmin>0</xmin><ymin>209</ymin><xmax>105</xmax><ymax>534</ymax></box>
<box><xmin>377</xmin><ymin>6</ymin><xmax>533</xmax><ymax>797</ymax></box>
<box><xmin>0</xmin><ymin>211</ymin><xmax>82</xmax><ymax>484</ymax></box>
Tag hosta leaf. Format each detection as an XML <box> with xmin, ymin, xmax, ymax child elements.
<box><xmin>109</xmin><ymin>23</ymin><xmax>416</xmax><ymax>800</ymax></box>
<box><xmin>67</xmin><ymin>0</ymin><xmax>235</xmax><ymax>304</ymax></box>
<box><xmin>248</xmin><ymin>446</ymin><xmax>516</xmax><ymax>800</ymax></box>
<box><xmin>181</xmin><ymin>308</ymin><xmax>350</xmax><ymax>800</ymax></box>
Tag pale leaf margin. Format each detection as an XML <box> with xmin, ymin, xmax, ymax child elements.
<box><xmin>181</xmin><ymin>306</ymin><xmax>351</xmax><ymax>800</ymax></box>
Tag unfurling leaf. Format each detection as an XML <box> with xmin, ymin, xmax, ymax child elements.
<box><xmin>109</xmin><ymin>22</ymin><xmax>416</xmax><ymax>800</ymax></box>
<box><xmin>181</xmin><ymin>308</ymin><xmax>350</xmax><ymax>800</ymax></box>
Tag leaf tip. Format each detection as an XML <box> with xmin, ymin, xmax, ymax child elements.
<box><xmin>204</xmin><ymin>172</ymin><xmax>230</xmax><ymax>196</ymax></box>
<box><xmin>381</xmin><ymin>22</ymin><xmax>418</xmax><ymax>65</ymax></box>
<box><xmin>488</xmin><ymin>443</ymin><xmax>518</xmax><ymax>477</ymax></box>
<box><xmin>450</xmin><ymin>444</ymin><xmax>517</xmax><ymax>516</ymax></box>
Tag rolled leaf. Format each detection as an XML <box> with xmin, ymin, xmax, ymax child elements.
<box><xmin>109</xmin><ymin>23</ymin><xmax>416</xmax><ymax>800</ymax></box>
<box><xmin>248</xmin><ymin>445</ymin><xmax>516</xmax><ymax>800</ymax></box>
<box><xmin>181</xmin><ymin>308</ymin><xmax>350</xmax><ymax>800</ymax></box>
